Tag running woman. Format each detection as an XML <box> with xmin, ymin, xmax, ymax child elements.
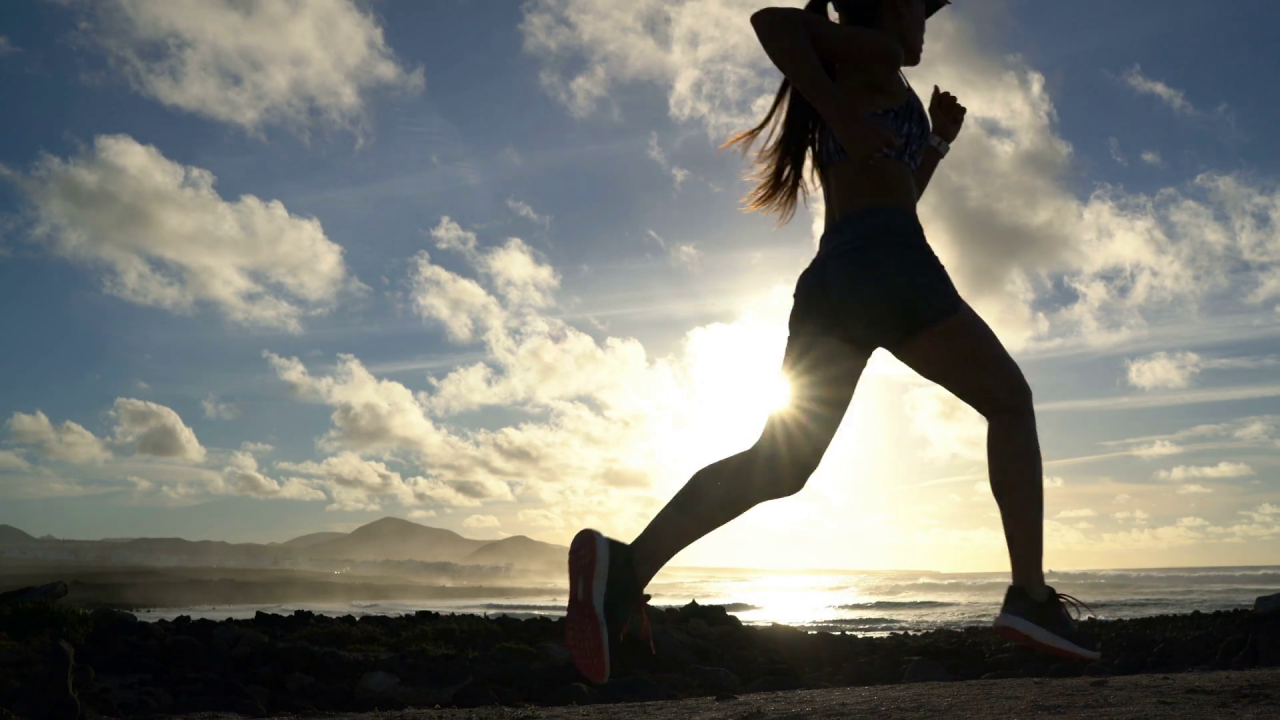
<box><xmin>565</xmin><ymin>0</ymin><xmax>1100</xmax><ymax>684</ymax></box>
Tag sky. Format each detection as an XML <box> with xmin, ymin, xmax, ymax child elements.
<box><xmin>0</xmin><ymin>0</ymin><xmax>1277</xmax><ymax>573</ymax></box>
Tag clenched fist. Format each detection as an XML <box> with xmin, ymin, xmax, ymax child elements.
<box><xmin>929</xmin><ymin>86</ymin><xmax>966</xmax><ymax>143</ymax></box>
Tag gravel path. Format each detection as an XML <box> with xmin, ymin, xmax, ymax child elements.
<box><xmin>269</xmin><ymin>669</ymin><xmax>1280</xmax><ymax>720</ymax></box>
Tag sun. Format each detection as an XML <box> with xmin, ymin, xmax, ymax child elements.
<box><xmin>764</xmin><ymin>374</ymin><xmax>793</xmax><ymax>413</ymax></box>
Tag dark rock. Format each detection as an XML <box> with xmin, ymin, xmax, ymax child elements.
<box><xmin>356</xmin><ymin>670</ymin><xmax>400</xmax><ymax>696</ymax></box>
<box><xmin>0</xmin><ymin>582</ymin><xmax>69</xmax><ymax>606</ymax></box>
<box><xmin>1255</xmin><ymin>592</ymin><xmax>1280</xmax><ymax>617</ymax></box>
<box><xmin>1257</xmin><ymin>619</ymin><xmax>1280</xmax><ymax>666</ymax></box>
<box><xmin>537</xmin><ymin>640</ymin><xmax>572</xmax><ymax>666</ymax></box>
<box><xmin>902</xmin><ymin>658</ymin><xmax>951</xmax><ymax>683</ymax></box>
<box><xmin>13</xmin><ymin>639</ymin><xmax>79</xmax><ymax>720</ymax></box>
<box><xmin>89</xmin><ymin>608</ymin><xmax>138</xmax><ymax>633</ymax></box>
<box><xmin>284</xmin><ymin>672</ymin><xmax>315</xmax><ymax>693</ymax></box>
<box><xmin>688</xmin><ymin>665</ymin><xmax>740</xmax><ymax>692</ymax></box>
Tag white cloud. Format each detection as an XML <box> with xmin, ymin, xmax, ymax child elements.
<box><xmin>1056</xmin><ymin>508</ymin><xmax>1097</xmax><ymax>518</ymax></box>
<box><xmin>507</xmin><ymin>199</ymin><xmax>551</xmax><ymax>228</ymax></box>
<box><xmin>1044</xmin><ymin>476</ymin><xmax>1066</xmax><ymax>488</ymax></box>
<box><xmin>1108</xmin><ymin>137</ymin><xmax>1128</xmax><ymax>166</ymax></box>
<box><xmin>222</xmin><ymin>450</ymin><xmax>323</xmax><ymax>501</ymax></box>
<box><xmin>521</xmin><ymin>0</ymin><xmax>778</xmax><ymax>137</ymax></box>
<box><xmin>1124</xmin><ymin>351</ymin><xmax>1279</xmax><ymax>390</ymax></box>
<box><xmin>73</xmin><ymin>0</ymin><xmax>423</xmax><ymax>135</ymax></box>
<box><xmin>240</xmin><ymin>441</ymin><xmax>274</xmax><ymax>454</ymax></box>
<box><xmin>1125</xmin><ymin>351</ymin><xmax>1202</xmax><ymax>389</ymax></box>
<box><xmin>1112</xmin><ymin>509</ymin><xmax>1151</xmax><ymax>524</ymax></box>
<box><xmin>0</xmin><ymin>450</ymin><xmax>31</xmax><ymax>471</ymax></box>
<box><xmin>1177</xmin><ymin>516</ymin><xmax>1209</xmax><ymax>527</ymax></box>
<box><xmin>409</xmin><ymin>509</ymin><xmax>438</xmax><ymax>519</ymax></box>
<box><xmin>429</xmin><ymin>216</ymin><xmax>479</xmax><ymax>257</ymax></box>
<box><xmin>518</xmin><ymin>508</ymin><xmax>566</xmax><ymax>528</ymax></box>
<box><xmin>1114</xmin><ymin>493</ymin><xmax>1133</xmax><ymax>503</ymax></box>
<box><xmin>1176</xmin><ymin>484</ymin><xmax>1213</xmax><ymax>495</ymax></box>
<box><xmin>1131</xmin><ymin>440</ymin><xmax>1184</xmax><ymax>458</ymax></box>
<box><xmin>110</xmin><ymin>398</ymin><xmax>206</xmax><ymax>462</ymax></box>
<box><xmin>1154</xmin><ymin>461</ymin><xmax>1254</xmax><ymax>481</ymax></box>
<box><xmin>647</xmin><ymin>230</ymin><xmax>701</xmax><ymax>271</ymax></box>
<box><xmin>276</xmin><ymin>452</ymin><xmax>479</xmax><ymax>511</ymax></box>
<box><xmin>202</xmin><ymin>394</ymin><xmax>238</xmax><ymax>420</ymax></box>
<box><xmin>7</xmin><ymin>411</ymin><xmax>112</xmax><ymax>464</ymax></box>
<box><xmin>409</xmin><ymin>251</ymin><xmax>506</xmax><ymax>344</ymax></box>
<box><xmin>3</xmin><ymin>135</ymin><xmax>356</xmax><ymax>332</ymax></box>
<box><xmin>1141</xmin><ymin>151</ymin><xmax>1163</xmax><ymax>166</ymax></box>
<box><xmin>1074</xmin><ymin>521</ymin><xmax>1093</xmax><ymax>529</ymax></box>
<box><xmin>647</xmin><ymin>132</ymin><xmax>692</xmax><ymax>189</ymax></box>
<box><xmin>1100</xmin><ymin>523</ymin><xmax>1204</xmax><ymax>549</ymax></box>
<box><xmin>482</xmin><ymin>238</ymin><xmax>560</xmax><ymax>308</ymax></box>
<box><xmin>462</xmin><ymin>514</ymin><xmax>501</xmax><ymax>529</ymax></box>
<box><xmin>1120</xmin><ymin>65</ymin><xmax>1198</xmax><ymax>115</ymax></box>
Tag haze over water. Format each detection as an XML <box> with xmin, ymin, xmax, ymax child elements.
<box><xmin>142</xmin><ymin>565</ymin><xmax>1280</xmax><ymax>636</ymax></box>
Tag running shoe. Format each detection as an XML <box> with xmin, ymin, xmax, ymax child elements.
<box><xmin>994</xmin><ymin>585</ymin><xmax>1102</xmax><ymax>661</ymax></box>
<box><xmin>564</xmin><ymin>529</ymin><xmax>653</xmax><ymax>684</ymax></box>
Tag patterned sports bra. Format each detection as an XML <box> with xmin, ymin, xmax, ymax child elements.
<box><xmin>816</xmin><ymin>72</ymin><xmax>931</xmax><ymax>172</ymax></box>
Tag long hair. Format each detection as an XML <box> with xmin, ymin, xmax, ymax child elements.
<box><xmin>722</xmin><ymin>0</ymin><xmax>882</xmax><ymax>224</ymax></box>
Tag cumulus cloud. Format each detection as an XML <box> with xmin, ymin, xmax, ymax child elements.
<box><xmin>1141</xmin><ymin>151</ymin><xmax>1163</xmax><ymax>167</ymax></box>
<box><xmin>1044</xmin><ymin>476</ymin><xmax>1066</xmax><ymax>488</ymax></box>
<box><xmin>518</xmin><ymin>508</ymin><xmax>566</xmax><ymax>528</ymax></box>
<box><xmin>3</xmin><ymin>135</ymin><xmax>356</xmax><ymax>332</ymax></box>
<box><xmin>276</xmin><ymin>452</ymin><xmax>481</xmax><ymax>511</ymax></box>
<box><xmin>1177</xmin><ymin>516</ymin><xmax>1209</xmax><ymax>527</ymax></box>
<box><xmin>202</xmin><ymin>395</ymin><xmax>238</xmax><ymax>420</ymax></box>
<box><xmin>1112</xmin><ymin>509</ymin><xmax>1150</xmax><ymax>524</ymax></box>
<box><xmin>1056</xmin><ymin>508</ymin><xmax>1097</xmax><ymax>518</ymax></box>
<box><xmin>71</xmin><ymin>0</ymin><xmax>423</xmax><ymax>135</ymax></box>
<box><xmin>462</xmin><ymin>514</ymin><xmax>501</xmax><ymax>529</ymax></box>
<box><xmin>7</xmin><ymin>411</ymin><xmax>112</xmax><ymax>464</ymax></box>
<box><xmin>222</xmin><ymin>450</ymin><xmax>323</xmax><ymax>501</ymax></box>
<box><xmin>1154</xmin><ymin>462</ymin><xmax>1254</xmax><ymax>481</ymax></box>
<box><xmin>240</xmin><ymin>441</ymin><xmax>274</xmax><ymax>454</ymax></box>
<box><xmin>1125</xmin><ymin>351</ymin><xmax>1280</xmax><ymax>390</ymax></box>
<box><xmin>110</xmin><ymin>398</ymin><xmax>206</xmax><ymax>462</ymax></box>
<box><xmin>1175</xmin><ymin>484</ymin><xmax>1213</xmax><ymax>494</ymax></box>
<box><xmin>521</xmin><ymin>0</ymin><xmax>779</xmax><ymax>137</ymax></box>
<box><xmin>0</xmin><ymin>450</ymin><xmax>31</xmax><ymax>471</ymax></box>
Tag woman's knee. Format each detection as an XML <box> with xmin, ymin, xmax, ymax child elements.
<box><xmin>980</xmin><ymin>374</ymin><xmax>1035</xmax><ymax>420</ymax></box>
<box><xmin>746</xmin><ymin>443</ymin><xmax>820</xmax><ymax>500</ymax></box>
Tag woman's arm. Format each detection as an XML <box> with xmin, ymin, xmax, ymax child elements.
<box><xmin>750</xmin><ymin>8</ymin><xmax>901</xmax><ymax>153</ymax></box>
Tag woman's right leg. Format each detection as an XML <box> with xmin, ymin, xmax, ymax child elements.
<box><xmin>629</xmin><ymin>333</ymin><xmax>871</xmax><ymax>588</ymax></box>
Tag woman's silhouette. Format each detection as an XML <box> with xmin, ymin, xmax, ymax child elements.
<box><xmin>565</xmin><ymin>0</ymin><xmax>1099</xmax><ymax>684</ymax></box>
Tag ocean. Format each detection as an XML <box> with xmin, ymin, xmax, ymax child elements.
<box><xmin>137</xmin><ymin>565</ymin><xmax>1280</xmax><ymax>635</ymax></box>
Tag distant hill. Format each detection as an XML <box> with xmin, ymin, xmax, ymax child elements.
<box><xmin>304</xmin><ymin>517</ymin><xmax>488</xmax><ymax>562</ymax></box>
<box><xmin>0</xmin><ymin>525</ymin><xmax>36</xmax><ymax>545</ymax></box>
<box><xmin>281</xmin><ymin>531</ymin><xmax>347</xmax><ymax>548</ymax></box>
<box><xmin>463</xmin><ymin>535</ymin><xmax>568</xmax><ymax>570</ymax></box>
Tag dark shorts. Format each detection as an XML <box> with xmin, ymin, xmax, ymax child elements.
<box><xmin>788</xmin><ymin>206</ymin><xmax>963</xmax><ymax>352</ymax></box>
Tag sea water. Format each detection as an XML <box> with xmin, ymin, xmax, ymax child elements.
<box><xmin>138</xmin><ymin>565</ymin><xmax>1280</xmax><ymax>635</ymax></box>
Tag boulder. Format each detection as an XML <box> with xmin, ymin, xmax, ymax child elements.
<box><xmin>902</xmin><ymin>658</ymin><xmax>951</xmax><ymax>683</ymax></box>
<box><xmin>1256</xmin><ymin>593</ymin><xmax>1280</xmax><ymax>617</ymax></box>
<box><xmin>0</xmin><ymin>582</ymin><xmax>68</xmax><ymax>606</ymax></box>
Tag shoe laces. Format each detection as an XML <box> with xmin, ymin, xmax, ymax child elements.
<box><xmin>1053</xmin><ymin>592</ymin><xmax>1096</xmax><ymax>623</ymax></box>
<box><xmin>620</xmin><ymin>593</ymin><xmax>655</xmax><ymax>654</ymax></box>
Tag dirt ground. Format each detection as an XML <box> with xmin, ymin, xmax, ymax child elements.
<box><xmin>225</xmin><ymin>669</ymin><xmax>1280</xmax><ymax>720</ymax></box>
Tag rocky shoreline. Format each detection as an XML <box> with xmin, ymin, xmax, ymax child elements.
<box><xmin>2</xmin><ymin>582</ymin><xmax>1278</xmax><ymax>718</ymax></box>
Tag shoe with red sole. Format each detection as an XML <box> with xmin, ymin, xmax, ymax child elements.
<box><xmin>994</xmin><ymin>585</ymin><xmax>1102</xmax><ymax>661</ymax></box>
<box><xmin>564</xmin><ymin>529</ymin><xmax>653</xmax><ymax>684</ymax></box>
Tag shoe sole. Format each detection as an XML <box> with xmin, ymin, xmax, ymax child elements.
<box><xmin>565</xmin><ymin>529</ymin><xmax>611</xmax><ymax>684</ymax></box>
<box><xmin>994</xmin><ymin>612</ymin><xmax>1102</xmax><ymax>661</ymax></box>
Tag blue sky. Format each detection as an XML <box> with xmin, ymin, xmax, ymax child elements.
<box><xmin>0</xmin><ymin>0</ymin><xmax>1276</xmax><ymax>572</ymax></box>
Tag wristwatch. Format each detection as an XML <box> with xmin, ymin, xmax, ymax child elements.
<box><xmin>927</xmin><ymin>133</ymin><xmax>950</xmax><ymax>157</ymax></box>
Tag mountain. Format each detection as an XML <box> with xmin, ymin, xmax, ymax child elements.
<box><xmin>281</xmin><ymin>531</ymin><xmax>348</xmax><ymax>548</ymax></box>
<box><xmin>0</xmin><ymin>525</ymin><xmax>36</xmax><ymax>545</ymax></box>
<box><xmin>304</xmin><ymin>517</ymin><xmax>488</xmax><ymax>562</ymax></box>
<box><xmin>463</xmin><ymin>535</ymin><xmax>568</xmax><ymax>570</ymax></box>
